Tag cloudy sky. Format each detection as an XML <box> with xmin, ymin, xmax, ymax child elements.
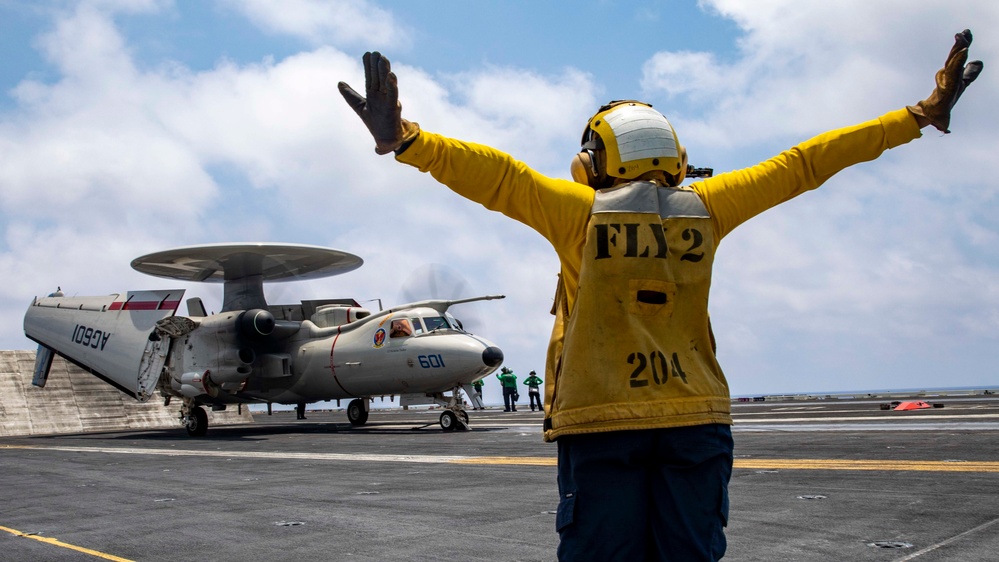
<box><xmin>1</xmin><ymin>0</ymin><xmax>997</xmax><ymax>405</ymax></box>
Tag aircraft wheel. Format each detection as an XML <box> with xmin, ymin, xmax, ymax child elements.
<box><xmin>347</xmin><ymin>399</ymin><xmax>369</xmax><ymax>426</ymax></box>
<box><xmin>186</xmin><ymin>406</ymin><xmax>208</xmax><ymax>437</ymax></box>
<box><xmin>458</xmin><ymin>410</ymin><xmax>469</xmax><ymax>425</ymax></box>
<box><xmin>440</xmin><ymin>410</ymin><xmax>458</xmax><ymax>431</ymax></box>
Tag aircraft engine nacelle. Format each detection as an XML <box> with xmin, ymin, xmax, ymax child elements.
<box><xmin>238</xmin><ymin>309</ymin><xmax>275</xmax><ymax>339</ymax></box>
<box><xmin>168</xmin><ymin>309</ymin><xmax>281</xmax><ymax>395</ymax></box>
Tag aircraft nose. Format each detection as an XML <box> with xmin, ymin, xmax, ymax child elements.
<box><xmin>482</xmin><ymin>346</ymin><xmax>504</xmax><ymax>368</ymax></box>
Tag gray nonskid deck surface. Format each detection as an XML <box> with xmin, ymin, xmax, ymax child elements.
<box><xmin>2</xmin><ymin>397</ymin><xmax>999</xmax><ymax>561</ymax></box>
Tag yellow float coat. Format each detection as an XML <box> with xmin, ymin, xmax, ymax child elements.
<box><xmin>396</xmin><ymin>108</ymin><xmax>921</xmax><ymax>441</ymax></box>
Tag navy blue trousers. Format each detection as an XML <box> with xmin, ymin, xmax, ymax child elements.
<box><xmin>529</xmin><ymin>390</ymin><xmax>542</xmax><ymax>410</ymax></box>
<box><xmin>502</xmin><ymin>387</ymin><xmax>517</xmax><ymax>410</ymax></box>
<box><xmin>556</xmin><ymin>424</ymin><xmax>733</xmax><ymax>561</ymax></box>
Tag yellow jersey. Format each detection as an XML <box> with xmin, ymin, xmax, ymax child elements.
<box><xmin>396</xmin><ymin>108</ymin><xmax>921</xmax><ymax>441</ymax></box>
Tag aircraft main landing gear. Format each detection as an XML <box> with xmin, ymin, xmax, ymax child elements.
<box><xmin>183</xmin><ymin>404</ymin><xmax>208</xmax><ymax>437</ymax></box>
<box><xmin>347</xmin><ymin>398</ymin><xmax>369</xmax><ymax>426</ymax></box>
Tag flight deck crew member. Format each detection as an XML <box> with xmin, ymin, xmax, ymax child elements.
<box><xmin>469</xmin><ymin>378</ymin><xmax>486</xmax><ymax>410</ymax></box>
<box><xmin>338</xmin><ymin>31</ymin><xmax>982</xmax><ymax>561</ymax></box>
<box><xmin>496</xmin><ymin>367</ymin><xmax>518</xmax><ymax>412</ymax></box>
<box><xmin>523</xmin><ymin>371</ymin><xmax>544</xmax><ymax>412</ymax></box>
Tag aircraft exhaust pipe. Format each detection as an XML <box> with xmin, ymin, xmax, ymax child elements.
<box><xmin>482</xmin><ymin>346</ymin><xmax>504</xmax><ymax>368</ymax></box>
<box><xmin>224</xmin><ymin>347</ymin><xmax>256</xmax><ymax>366</ymax></box>
<box><xmin>209</xmin><ymin>347</ymin><xmax>255</xmax><ymax>383</ymax></box>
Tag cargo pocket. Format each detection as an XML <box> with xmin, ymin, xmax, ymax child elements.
<box><xmin>628</xmin><ymin>278</ymin><xmax>676</xmax><ymax>317</ymax></box>
<box><xmin>711</xmin><ymin>487</ymin><xmax>730</xmax><ymax>558</ymax></box>
<box><xmin>556</xmin><ymin>491</ymin><xmax>577</xmax><ymax>533</ymax></box>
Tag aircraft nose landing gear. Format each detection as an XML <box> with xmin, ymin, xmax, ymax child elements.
<box><xmin>439</xmin><ymin>408</ymin><xmax>470</xmax><ymax>431</ymax></box>
<box><xmin>437</xmin><ymin>385</ymin><xmax>470</xmax><ymax>431</ymax></box>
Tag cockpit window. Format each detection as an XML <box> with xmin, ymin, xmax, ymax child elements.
<box><xmin>410</xmin><ymin>318</ymin><xmax>425</xmax><ymax>334</ymax></box>
<box><xmin>389</xmin><ymin>319</ymin><xmax>413</xmax><ymax>338</ymax></box>
<box><xmin>422</xmin><ymin>314</ymin><xmax>464</xmax><ymax>333</ymax></box>
<box><xmin>422</xmin><ymin>316</ymin><xmax>451</xmax><ymax>332</ymax></box>
<box><xmin>445</xmin><ymin>312</ymin><xmax>464</xmax><ymax>331</ymax></box>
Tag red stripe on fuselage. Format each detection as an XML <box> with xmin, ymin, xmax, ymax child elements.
<box><xmin>329</xmin><ymin>331</ymin><xmax>339</xmax><ymax>374</ymax></box>
<box><xmin>329</xmin><ymin>329</ymin><xmax>356</xmax><ymax>397</ymax></box>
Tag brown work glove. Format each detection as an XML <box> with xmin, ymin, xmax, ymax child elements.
<box><xmin>908</xmin><ymin>29</ymin><xmax>984</xmax><ymax>134</ymax></box>
<box><xmin>338</xmin><ymin>52</ymin><xmax>421</xmax><ymax>155</ymax></box>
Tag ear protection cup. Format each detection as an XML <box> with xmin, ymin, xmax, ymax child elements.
<box><xmin>672</xmin><ymin>146</ymin><xmax>689</xmax><ymax>186</ymax></box>
<box><xmin>570</xmin><ymin>150</ymin><xmax>598</xmax><ymax>187</ymax></box>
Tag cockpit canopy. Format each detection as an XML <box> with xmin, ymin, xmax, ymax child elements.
<box><xmin>389</xmin><ymin>312</ymin><xmax>464</xmax><ymax>339</ymax></box>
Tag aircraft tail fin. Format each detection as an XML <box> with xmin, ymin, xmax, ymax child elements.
<box><xmin>24</xmin><ymin>289</ymin><xmax>185</xmax><ymax>400</ymax></box>
<box><xmin>187</xmin><ymin>297</ymin><xmax>207</xmax><ymax>317</ymax></box>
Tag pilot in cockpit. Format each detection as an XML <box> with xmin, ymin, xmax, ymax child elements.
<box><xmin>390</xmin><ymin>319</ymin><xmax>413</xmax><ymax>338</ymax></box>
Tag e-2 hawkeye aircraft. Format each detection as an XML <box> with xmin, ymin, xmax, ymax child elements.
<box><xmin>23</xmin><ymin>243</ymin><xmax>504</xmax><ymax>436</ymax></box>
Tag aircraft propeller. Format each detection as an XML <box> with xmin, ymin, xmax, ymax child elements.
<box><xmin>399</xmin><ymin>263</ymin><xmax>487</xmax><ymax>334</ymax></box>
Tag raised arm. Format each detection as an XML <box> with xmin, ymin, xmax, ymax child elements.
<box><xmin>338</xmin><ymin>51</ymin><xmax>420</xmax><ymax>155</ymax></box>
<box><xmin>696</xmin><ymin>29</ymin><xmax>984</xmax><ymax>241</ymax></box>
<box><xmin>908</xmin><ymin>29</ymin><xmax>983</xmax><ymax>133</ymax></box>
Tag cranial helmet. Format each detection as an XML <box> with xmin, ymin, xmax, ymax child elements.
<box><xmin>570</xmin><ymin>100</ymin><xmax>687</xmax><ymax>189</ymax></box>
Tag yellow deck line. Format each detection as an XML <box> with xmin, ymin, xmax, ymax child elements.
<box><xmin>451</xmin><ymin>457</ymin><xmax>999</xmax><ymax>472</ymax></box>
<box><xmin>0</xmin><ymin>524</ymin><xmax>134</xmax><ymax>561</ymax></box>
<box><xmin>735</xmin><ymin>413</ymin><xmax>999</xmax><ymax>423</ymax></box>
<box><xmin>733</xmin><ymin>459</ymin><xmax>999</xmax><ymax>472</ymax></box>
<box><xmin>5</xmin><ymin>444</ymin><xmax>998</xmax><ymax>472</ymax></box>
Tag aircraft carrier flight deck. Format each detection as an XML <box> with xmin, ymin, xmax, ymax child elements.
<box><xmin>3</xmin><ymin>394</ymin><xmax>999</xmax><ymax>561</ymax></box>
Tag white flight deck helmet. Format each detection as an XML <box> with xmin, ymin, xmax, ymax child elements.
<box><xmin>570</xmin><ymin>100</ymin><xmax>687</xmax><ymax>189</ymax></box>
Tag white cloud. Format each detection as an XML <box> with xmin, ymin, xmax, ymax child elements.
<box><xmin>2</xmin><ymin>0</ymin><xmax>997</xmax><ymax>398</ymax></box>
<box><xmin>636</xmin><ymin>0</ymin><xmax>999</xmax><ymax>393</ymax></box>
<box><xmin>222</xmin><ymin>0</ymin><xmax>411</xmax><ymax>50</ymax></box>
<box><xmin>0</xmin><ymin>1</ymin><xmax>592</xmax><ymax>371</ymax></box>
<box><xmin>642</xmin><ymin>50</ymin><xmax>738</xmax><ymax>102</ymax></box>
<box><xmin>647</xmin><ymin>0</ymin><xmax>999</xmax><ymax>145</ymax></box>
<box><xmin>0</xmin><ymin>4</ymin><xmax>217</xmax><ymax>226</ymax></box>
